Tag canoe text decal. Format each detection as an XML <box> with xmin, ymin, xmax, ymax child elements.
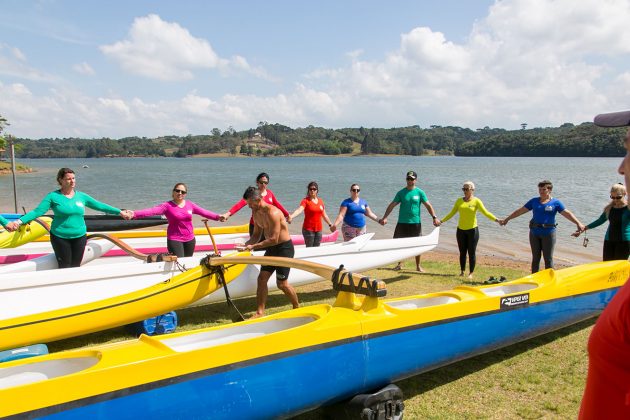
<box><xmin>500</xmin><ymin>293</ymin><xmax>529</xmax><ymax>309</ymax></box>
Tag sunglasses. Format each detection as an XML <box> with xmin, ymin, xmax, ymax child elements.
<box><xmin>462</xmin><ymin>188</ymin><xmax>471</xmax><ymax>191</ymax></box>
<box><xmin>406</xmin><ymin>177</ymin><xmax>415</xmax><ymax>181</ymax></box>
<box><xmin>308</xmin><ymin>188</ymin><xmax>318</xmax><ymax>191</ymax></box>
<box><xmin>257</xmin><ymin>181</ymin><xmax>269</xmax><ymax>185</ymax></box>
<box><xmin>351</xmin><ymin>188</ymin><xmax>360</xmax><ymax>192</ymax></box>
<box><xmin>611</xmin><ymin>195</ymin><xmax>624</xmax><ymax>199</ymax></box>
<box><xmin>173</xmin><ymin>189</ymin><xmax>187</xmax><ymax>194</ymax></box>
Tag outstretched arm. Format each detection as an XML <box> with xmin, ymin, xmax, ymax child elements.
<box><xmin>288</xmin><ymin>205</ymin><xmax>305</xmax><ymax>223</ymax></box>
<box><xmin>364</xmin><ymin>205</ymin><xmax>380</xmax><ymax>223</ymax></box>
<box><xmin>561</xmin><ymin>209</ymin><xmax>585</xmax><ymax>232</ymax></box>
<box><xmin>380</xmin><ymin>201</ymin><xmax>399</xmax><ymax>225</ymax></box>
<box><xmin>501</xmin><ymin>206</ymin><xmax>529</xmax><ymax>226</ymax></box>
<box><xmin>330</xmin><ymin>206</ymin><xmax>347</xmax><ymax>232</ymax></box>
<box><xmin>423</xmin><ymin>201</ymin><xmax>440</xmax><ymax>226</ymax></box>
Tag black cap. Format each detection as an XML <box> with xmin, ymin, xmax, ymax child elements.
<box><xmin>406</xmin><ymin>171</ymin><xmax>417</xmax><ymax>179</ymax></box>
<box><xmin>594</xmin><ymin>110</ymin><xmax>630</xmax><ymax>127</ymax></box>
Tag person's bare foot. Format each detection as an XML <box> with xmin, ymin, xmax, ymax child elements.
<box><xmin>416</xmin><ymin>266</ymin><xmax>425</xmax><ymax>273</ymax></box>
<box><xmin>393</xmin><ymin>263</ymin><xmax>402</xmax><ymax>271</ymax></box>
<box><xmin>249</xmin><ymin>312</ymin><xmax>264</xmax><ymax>319</ymax></box>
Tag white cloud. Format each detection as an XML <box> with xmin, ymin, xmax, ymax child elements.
<box><xmin>72</xmin><ymin>62</ymin><xmax>95</xmax><ymax>75</ymax></box>
<box><xmin>4</xmin><ymin>0</ymin><xmax>630</xmax><ymax>138</ymax></box>
<box><xmin>0</xmin><ymin>44</ymin><xmax>57</xmax><ymax>83</ymax></box>
<box><xmin>100</xmin><ymin>14</ymin><xmax>274</xmax><ymax>82</ymax></box>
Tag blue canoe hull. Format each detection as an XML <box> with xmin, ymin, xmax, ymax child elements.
<box><xmin>36</xmin><ymin>287</ymin><xmax>616</xmax><ymax>419</ymax></box>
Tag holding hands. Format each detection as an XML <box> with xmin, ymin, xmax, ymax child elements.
<box><xmin>5</xmin><ymin>220</ymin><xmax>22</xmax><ymax>232</ymax></box>
<box><xmin>120</xmin><ymin>209</ymin><xmax>134</xmax><ymax>220</ymax></box>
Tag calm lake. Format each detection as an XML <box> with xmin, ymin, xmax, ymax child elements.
<box><xmin>1</xmin><ymin>156</ymin><xmax>623</xmax><ymax>265</ymax></box>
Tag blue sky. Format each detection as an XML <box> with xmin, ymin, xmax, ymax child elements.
<box><xmin>1</xmin><ymin>0</ymin><xmax>630</xmax><ymax>138</ymax></box>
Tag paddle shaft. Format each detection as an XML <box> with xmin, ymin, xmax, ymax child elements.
<box><xmin>201</xmin><ymin>219</ymin><xmax>219</xmax><ymax>254</ymax></box>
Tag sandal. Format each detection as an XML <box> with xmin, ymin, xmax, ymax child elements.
<box><xmin>483</xmin><ymin>276</ymin><xmax>499</xmax><ymax>285</ymax></box>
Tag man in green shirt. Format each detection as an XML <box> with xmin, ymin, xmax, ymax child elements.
<box><xmin>380</xmin><ymin>170</ymin><xmax>440</xmax><ymax>272</ymax></box>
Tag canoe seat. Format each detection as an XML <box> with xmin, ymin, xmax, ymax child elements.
<box><xmin>160</xmin><ymin>316</ymin><xmax>316</xmax><ymax>352</ymax></box>
<box><xmin>386</xmin><ymin>295</ymin><xmax>459</xmax><ymax>310</ymax></box>
<box><xmin>0</xmin><ymin>356</ymin><xmax>99</xmax><ymax>390</ymax></box>
<box><xmin>482</xmin><ymin>283</ymin><xmax>538</xmax><ymax>297</ymax></box>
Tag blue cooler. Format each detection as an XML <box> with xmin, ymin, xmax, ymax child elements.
<box><xmin>126</xmin><ymin>311</ymin><xmax>178</xmax><ymax>336</ymax></box>
<box><xmin>0</xmin><ymin>344</ymin><xmax>49</xmax><ymax>363</ymax></box>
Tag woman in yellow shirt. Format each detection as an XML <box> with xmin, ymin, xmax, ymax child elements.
<box><xmin>440</xmin><ymin>181</ymin><xmax>501</xmax><ymax>279</ymax></box>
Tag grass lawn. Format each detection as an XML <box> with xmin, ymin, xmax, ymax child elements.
<box><xmin>49</xmin><ymin>256</ymin><xmax>592</xmax><ymax>419</ymax></box>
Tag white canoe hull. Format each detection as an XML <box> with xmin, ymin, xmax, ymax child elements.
<box><xmin>0</xmin><ymin>239</ymin><xmax>116</xmax><ymax>274</ymax></box>
<box><xmin>0</xmin><ymin>228</ymin><xmax>439</xmax><ymax>321</ymax></box>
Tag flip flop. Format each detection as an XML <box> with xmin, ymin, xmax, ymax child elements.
<box><xmin>393</xmin><ymin>265</ymin><xmax>402</xmax><ymax>271</ymax></box>
<box><xmin>483</xmin><ymin>276</ymin><xmax>499</xmax><ymax>285</ymax></box>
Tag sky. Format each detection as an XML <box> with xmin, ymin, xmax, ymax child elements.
<box><xmin>1</xmin><ymin>0</ymin><xmax>630</xmax><ymax>139</ymax></box>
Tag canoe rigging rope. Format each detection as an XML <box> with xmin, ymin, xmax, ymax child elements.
<box><xmin>200</xmin><ymin>254</ymin><xmax>245</xmax><ymax>322</ymax></box>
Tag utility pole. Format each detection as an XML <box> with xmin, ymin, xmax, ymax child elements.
<box><xmin>8</xmin><ymin>135</ymin><xmax>18</xmax><ymax>212</ymax></box>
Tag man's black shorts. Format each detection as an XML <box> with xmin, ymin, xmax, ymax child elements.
<box><xmin>393</xmin><ymin>222</ymin><xmax>422</xmax><ymax>238</ymax></box>
<box><xmin>260</xmin><ymin>239</ymin><xmax>295</xmax><ymax>280</ymax></box>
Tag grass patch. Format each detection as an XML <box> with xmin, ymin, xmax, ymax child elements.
<box><xmin>48</xmin><ymin>257</ymin><xmax>592</xmax><ymax>419</ymax></box>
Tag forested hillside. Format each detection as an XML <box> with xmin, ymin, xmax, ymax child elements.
<box><xmin>11</xmin><ymin>122</ymin><xmax>626</xmax><ymax>158</ymax></box>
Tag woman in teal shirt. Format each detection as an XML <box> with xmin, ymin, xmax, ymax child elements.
<box><xmin>573</xmin><ymin>183</ymin><xmax>630</xmax><ymax>261</ymax></box>
<box><xmin>6</xmin><ymin>168</ymin><xmax>126</xmax><ymax>268</ymax></box>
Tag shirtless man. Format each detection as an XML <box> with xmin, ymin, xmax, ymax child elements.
<box><xmin>240</xmin><ymin>186</ymin><xmax>299</xmax><ymax>318</ymax></box>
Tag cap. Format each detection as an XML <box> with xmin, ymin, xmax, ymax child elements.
<box><xmin>594</xmin><ymin>110</ymin><xmax>630</xmax><ymax>127</ymax></box>
<box><xmin>406</xmin><ymin>171</ymin><xmax>417</xmax><ymax>179</ymax></box>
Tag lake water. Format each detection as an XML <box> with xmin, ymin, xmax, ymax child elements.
<box><xmin>0</xmin><ymin>156</ymin><xmax>623</xmax><ymax>265</ymax></box>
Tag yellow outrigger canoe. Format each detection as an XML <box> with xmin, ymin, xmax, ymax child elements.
<box><xmin>0</xmin><ymin>258</ymin><xmax>627</xmax><ymax>418</ymax></box>
<box><xmin>0</xmin><ymin>252</ymin><xmax>248</xmax><ymax>350</ymax></box>
<box><xmin>0</xmin><ymin>217</ymin><xmax>51</xmax><ymax>248</ymax></box>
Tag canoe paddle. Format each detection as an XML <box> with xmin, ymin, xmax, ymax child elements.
<box><xmin>202</xmin><ymin>219</ymin><xmax>245</xmax><ymax>322</ymax></box>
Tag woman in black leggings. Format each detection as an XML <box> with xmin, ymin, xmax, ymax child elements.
<box><xmin>573</xmin><ymin>183</ymin><xmax>630</xmax><ymax>261</ymax></box>
<box><xmin>439</xmin><ymin>181</ymin><xmax>501</xmax><ymax>279</ymax></box>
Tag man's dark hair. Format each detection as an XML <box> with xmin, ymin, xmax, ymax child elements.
<box><xmin>243</xmin><ymin>186</ymin><xmax>261</xmax><ymax>200</ymax></box>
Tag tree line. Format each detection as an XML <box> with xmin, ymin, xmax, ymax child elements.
<box><xmin>6</xmin><ymin>120</ymin><xmax>627</xmax><ymax>158</ymax></box>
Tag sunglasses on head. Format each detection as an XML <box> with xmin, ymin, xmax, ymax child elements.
<box><xmin>257</xmin><ymin>180</ymin><xmax>268</xmax><ymax>185</ymax></box>
<box><xmin>173</xmin><ymin>189</ymin><xmax>187</xmax><ymax>194</ymax></box>
<box><xmin>611</xmin><ymin>195</ymin><xmax>624</xmax><ymax>199</ymax></box>
<box><xmin>351</xmin><ymin>188</ymin><xmax>360</xmax><ymax>192</ymax></box>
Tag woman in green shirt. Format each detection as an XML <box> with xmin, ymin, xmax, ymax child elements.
<box><xmin>6</xmin><ymin>168</ymin><xmax>126</xmax><ymax>268</ymax></box>
<box><xmin>572</xmin><ymin>183</ymin><xmax>630</xmax><ymax>261</ymax></box>
<box><xmin>440</xmin><ymin>181</ymin><xmax>501</xmax><ymax>279</ymax></box>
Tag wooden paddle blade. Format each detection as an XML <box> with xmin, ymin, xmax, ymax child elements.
<box><xmin>205</xmin><ymin>255</ymin><xmax>387</xmax><ymax>297</ymax></box>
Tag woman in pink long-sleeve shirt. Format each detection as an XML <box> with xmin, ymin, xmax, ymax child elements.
<box><xmin>131</xmin><ymin>183</ymin><xmax>220</xmax><ymax>257</ymax></box>
<box><xmin>220</xmin><ymin>172</ymin><xmax>289</xmax><ymax>236</ymax></box>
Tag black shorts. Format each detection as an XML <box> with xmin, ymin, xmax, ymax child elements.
<box><xmin>393</xmin><ymin>222</ymin><xmax>422</xmax><ymax>238</ymax></box>
<box><xmin>260</xmin><ymin>239</ymin><xmax>295</xmax><ymax>280</ymax></box>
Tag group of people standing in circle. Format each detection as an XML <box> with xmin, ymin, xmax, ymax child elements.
<box><xmin>2</xmin><ymin>167</ymin><xmax>629</xmax><ymax>277</ymax></box>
